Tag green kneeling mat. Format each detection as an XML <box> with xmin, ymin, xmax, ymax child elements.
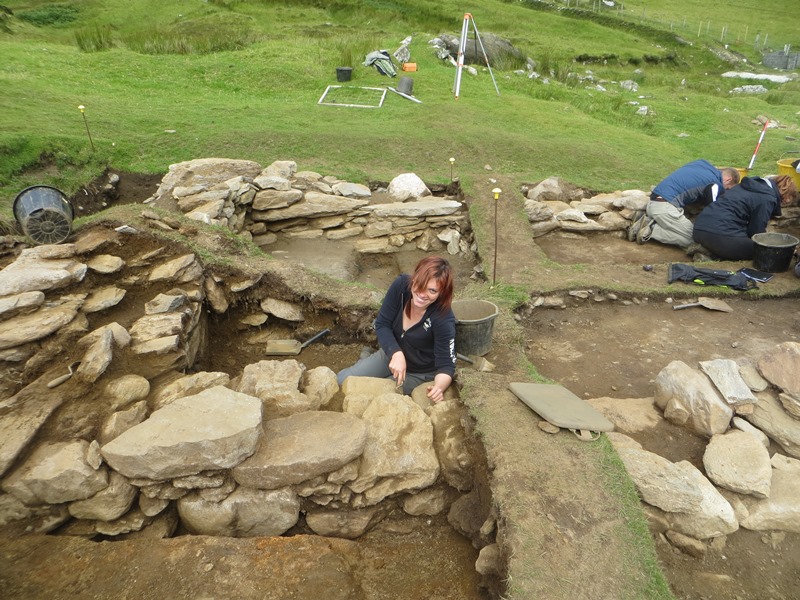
<box><xmin>509</xmin><ymin>382</ymin><xmax>615</xmax><ymax>434</ymax></box>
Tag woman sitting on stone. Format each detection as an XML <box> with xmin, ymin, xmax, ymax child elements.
<box><xmin>337</xmin><ymin>256</ymin><xmax>456</xmax><ymax>404</ymax></box>
<box><xmin>692</xmin><ymin>175</ymin><xmax>797</xmax><ymax>261</ymax></box>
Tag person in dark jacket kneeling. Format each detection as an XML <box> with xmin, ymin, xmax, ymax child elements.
<box><xmin>692</xmin><ymin>175</ymin><xmax>798</xmax><ymax>260</ymax></box>
<box><xmin>337</xmin><ymin>256</ymin><xmax>456</xmax><ymax>404</ymax></box>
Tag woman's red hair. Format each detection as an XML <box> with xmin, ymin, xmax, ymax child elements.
<box><xmin>406</xmin><ymin>256</ymin><xmax>454</xmax><ymax>316</ymax></box>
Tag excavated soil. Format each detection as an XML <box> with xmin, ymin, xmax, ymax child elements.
<box><xmin>2</xmin><ymin>171</ymin><xmax>800</xmax><ymax>600</ymax></box>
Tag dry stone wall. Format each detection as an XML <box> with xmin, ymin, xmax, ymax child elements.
<box><xmin>146</xmin><ymin>158</ymin><xmax>475</xmax><ymax>258</ymax></box>
<box><xmin>0</xmin><ymin>232</ymin><xmax>491</xmax><ymax>570</ymax></box>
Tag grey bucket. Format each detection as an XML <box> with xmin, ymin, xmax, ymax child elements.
<box><xmin>336</xmin><ymin>67</ymin><xmax>352</xmax><ymax>82</ymax></box>
<box><xmin>752</xmin><ymin>232</ymin><xmax>799</xmax><ymax>273</ymax></box>
<box><xmin>13</xmin><ymin>185</ymin><xmax>74</xmax><ymax>245</ymax></box>
<box><xmin>452</xmin><ymin>299</ymin><xmax>499</xmax><ymax>357</ymax></box>
<box><xmin>397</xmin><ymin>76</ymin><xmax>414</xmax><ymax>95</ymax></box>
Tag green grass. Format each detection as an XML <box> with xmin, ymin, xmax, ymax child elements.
<box><xmin>592</xmin><ymin>434</ymin><xmax>674</xmax><ymax>600</ymax></box>
<box><xmin>2</xmin><ymin>0</ymin><xmax>798</xmax><ymax>224</ymax></box>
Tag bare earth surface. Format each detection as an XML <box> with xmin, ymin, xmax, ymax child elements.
<box><xmin>1</xmin><ymin>171</ymin><xmax>800</xmax><ymax>600</ymax></box>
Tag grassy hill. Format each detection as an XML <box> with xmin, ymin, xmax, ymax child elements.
<box><xmin>0</xmin><ymin>0</ymin><xmax>797</xmax><ymax>216</ymax></box>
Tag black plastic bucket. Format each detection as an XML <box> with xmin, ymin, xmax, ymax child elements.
<box><xmin>752</xmin><ymin>232</ymin><xmax>799</xmax><ymax>273</ymax></box>
<box><xmin>397</xmin><ymin>76</ymin><xmax>414</xmax><ymax>95</ymax></box>
<box><xmin>452</xmin><ymin>299</ymin><xmax>499</xmax><ymax>357</ymax></box>
<box><xmin>336</xmin><ymin>67</ymin><xmax>352</xmax><ymax>82</ymax></box>
<box><xmin>13</xmin><ymin>185</ymin><xmax>74</xmax><ymax>245</ymax></box>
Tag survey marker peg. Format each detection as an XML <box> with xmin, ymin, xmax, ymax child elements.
<box><xmin>78</xmin><ymin>104</ymin><xmax>95</xmax><ymax>152</ymax></box>
<box><xmin>492</xmin><ymin>187</ymin><xmax>501</xmax><ymax>286</ymax></box>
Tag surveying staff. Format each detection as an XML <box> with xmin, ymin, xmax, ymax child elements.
<box><xmin>692</xmin><ymin>175</ymin><xmax>798</xmax><ymax>260</ymax></box>
<box><xmin>628</xmin><ymin>160</ymin><xmax>740</xmax><ymax>250</ymax></box>
<box><xmin>336</xmin><ymin>256</ymin><xmax>457</xmax><ymax>403</ymax></box>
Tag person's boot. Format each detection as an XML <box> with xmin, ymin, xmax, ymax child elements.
<box><xmin>626</xmin><ymin>211</ymin><xmax>645</xmax><ymax>242</ymax></box>
<box><xmin>635</xmin><ymin>217</ymin><xmax>655</xmax><ymax>244</ymax></box>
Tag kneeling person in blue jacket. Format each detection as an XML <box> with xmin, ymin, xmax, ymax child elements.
<box><xmin>629</xmin><ymin>160</ymin><xmax>740</xmax><ymax>250</ymax></box>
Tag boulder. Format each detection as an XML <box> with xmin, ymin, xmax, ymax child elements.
<box><xmin>177</xmin><ymin>487</ymin><xmax>300</xmax><ymax>537</ymax></box>
<box><xmin>703</xmin><ymin>431</ymin><xmax>772</xmax><ymax>498</ymax></box>
<box><xmin>654</xmin><ymin>360</ymin><xmax>733</xmax><ymax>436</ymax></box>
<box><xmin>233</xmin><ymin>411</ymin><xmax>367</xmax><ymax>489</ymax></box>
<box><xmin>2</xmin><ymin>441</ymin><xmax>109</xmax><ymax>506</ymax></box>
<box><xmin>100</xmin><ymin>386</ymin><xmax>263</xmax><ymax>479</ymax></box>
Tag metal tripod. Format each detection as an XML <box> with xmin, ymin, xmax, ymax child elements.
<box><xmin>453</xmin><ymin>13</ymin><xmax>500</xmax><ymax>100</ymax></box>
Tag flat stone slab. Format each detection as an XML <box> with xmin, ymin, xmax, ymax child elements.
<box><xmin>510</xmin><ymin>383</ymin><xmax>615</xmax><ymax>432</ymax></box>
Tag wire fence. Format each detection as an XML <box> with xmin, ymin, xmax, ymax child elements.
<box><xmin>559</xmin><ymin>0</ymin><xmax>795</xmax><ymax>59</ymax></box>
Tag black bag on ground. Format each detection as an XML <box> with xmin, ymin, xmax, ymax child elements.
<box><xmin>667</xmin><ymin>263</ymin><xmax>757</xmax><ymax>291</ymax></box>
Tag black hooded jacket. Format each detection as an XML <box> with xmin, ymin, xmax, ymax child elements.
<box><xmin>693</xmin><ymin>176</ymin><xmax>782</xmax><ymax>238</ymax></box>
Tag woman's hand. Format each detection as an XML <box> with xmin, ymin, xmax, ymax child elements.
<box><xmin>426</xmin><ymin>385</ymin><xmax>445</xmax><ymax>404</ymax></box>
<box><xmin>389</xmin><ymin>351</ymin><xmax>407</xmax><ymax>387</ymax></box>
<box><xmin>427</xmin><ymin>373</ymin><xmax>453</xmax><ymax>404</ymax></box>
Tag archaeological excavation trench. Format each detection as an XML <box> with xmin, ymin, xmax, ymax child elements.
<box><xmin>2</xmin><ymin>159</ymin><xmax>800</xmax><ymax>600</ymax></box>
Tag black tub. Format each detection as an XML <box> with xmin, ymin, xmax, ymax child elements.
<box><xmin>752</xmin><ymin>232</ymin><xmax>799</xmax><ymax>273</ymax></box>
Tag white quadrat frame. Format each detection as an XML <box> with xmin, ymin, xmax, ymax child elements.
<box><xmin>317</xmin><ymin>85</ymin><xmax>388</xmax><ymax>108</ymax></box>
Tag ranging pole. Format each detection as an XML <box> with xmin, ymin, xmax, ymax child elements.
<box><xmin>492</xmin><ymin>188</ymin><xmax>501</xmax><ymax>286</ymax></box>
<box><xmin>747</xmin><ymin>120</ymin><xmax>769</xmax><ymax>171</ymax></box>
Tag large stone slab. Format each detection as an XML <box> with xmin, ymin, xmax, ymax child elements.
<box><xmin>236</xmin><ymin>360</ymin><xmax>316</xmax><ymax>419</ymax></box>
<box><xmin>0</xmin><ymin>245</ymin><xmax>86</xmax><ymax>296</ymax></box>
<box><xmin>68</xmin><ymin>472</ymin><xmax>138</xmax><ymax>521</ymax></box>
<box><xmin>345</xmin><ymin>393</ymin><xmax>439</xmax><ymax>506</ymax></box>
<box><xmin>254</xmin><ymin>192</ymin><xmax>369</xmax><ymax>221</ymax></box>
<box><xmin>0</xmin><ymin>389</ymin><xmax>65</xmax><ymax>478</ymax></box>
<box><xmin>2</xmin><ymin>441</ymin><xmax>109</xmax><ymax>506</ymax></box>
<box><xmin>100</xmin><ymin>386</ymin><xmax>263</xmax><ymax>479</ymax></box>
<box><xmin>0</xmin><ymin>296</ymin><xmax>83</xmax><ymax>351</ymax></box>
<box><xmin>757</xmin><ymin>342</ymin><xmax>800</xmax><ymax>395</ymax></box>
<box><xmin>366</xmin><ymin>199</ymin><xmax>462</xmax><ymax>218</ymax></box>
<box><xmin>745</xmin><ymin>392</ymin><xmax>800</xmax><ymax>458</ymax></box>
<box><xmin>616</xmin><ymin>447</ymin><xmax>704</xmax><ymax>513</ymax></box>
<box><xmin>699</xmin><ymin>359</ymin><xmax>757</xmax><ymax>406</ymax></box>
<box><xmin>662</xmin><ymin>464</ymin><xmax>739</xmax><ymax>540</ymax></box>
<box><xmin>740</xmin><ymin>455</ymin><xmax>800</xmax><ymax>533</ymax></box>
<box><xmin>703</xmin><ymin>431</ymin><xmax>772</xmax><ymax>498</ymax></box>
<box><xmin>233</xmin><ymin>411</ymin><xmax>367</xmax><ymax>489</ymax></box>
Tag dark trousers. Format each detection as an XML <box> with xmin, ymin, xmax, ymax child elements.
<box><xmin>693</xmin><ymin>229</ymin><xmax>755</xmax><ymax>260</ymax></box>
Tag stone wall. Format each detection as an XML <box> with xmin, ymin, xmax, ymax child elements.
<box><xmin>146</xmin><ymin>158</ymin><xmax>475</xmax><ymax>258</ymax></box>
<box><xmin>0</xmin><ymin>231</ymin><xmax>492</xmax><ymax>570</ymax></box>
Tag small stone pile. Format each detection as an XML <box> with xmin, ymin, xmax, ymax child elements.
<box><xmin>146</xmin><ymin>158</ymin><xmax>475</xmax><ymax>257</ymax></box>
<box><xmin>588</xmin><ymin>342</ymin><xmax>800</xmax><ymax>554</ymax></box>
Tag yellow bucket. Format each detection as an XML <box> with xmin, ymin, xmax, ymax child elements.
<box><xmin>777</xmin><ymin>158</ymin><xmax>800</xmax><ymax>189</ymax></box>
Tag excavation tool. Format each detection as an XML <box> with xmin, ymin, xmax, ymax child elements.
<box><xmin>672</xmin><ymin>297</ymin><xmax>733</xmax><ymax>313</ymax></box>
<box><xmin>457</xmin><ymin>352</ymin><xmax>495</xmax><ymax>372</ymax></box>
<box><xmin>264</xmin><ymin>328</ymin><xmax>330</xmax><ymax>356</ymax></box>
